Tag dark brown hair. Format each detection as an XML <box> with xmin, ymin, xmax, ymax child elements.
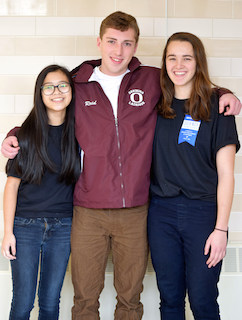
<box><xmin>158</xmin><ymin>32</ymin><xmax>217</xmax><ymax>121</ymax></box>
<box><xmin>99</xmin><ymin>11</ymin><xmax>140</xmax><ymax>43</ymax></box>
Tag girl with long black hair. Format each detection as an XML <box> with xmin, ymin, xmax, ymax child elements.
<box><xmin>1</xmin><ymin>64</ymin><xmax>80</xmax><ymax>319</ymax></box>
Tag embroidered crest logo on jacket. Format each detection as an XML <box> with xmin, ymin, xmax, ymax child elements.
<box><xmin>128</xmin><ymin>89</ymin><xmax>145</xmax><ymax>107</ymax></box>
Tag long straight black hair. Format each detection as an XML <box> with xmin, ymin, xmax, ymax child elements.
<box><xmin>6</xmin><ymin>64</ymin><xmax>80</xmax><ymax>185</ymax></box>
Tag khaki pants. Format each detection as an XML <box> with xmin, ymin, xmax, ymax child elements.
<box><xmin>71</xmin><ymin>205</ymin><xmax>148</xmax><ymax>320</ymax></box>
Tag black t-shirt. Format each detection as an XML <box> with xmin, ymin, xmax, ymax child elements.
<box><xmin>150</xmin><ymin>94</ymin><xmax>240</xmax><ymax>202</ymax></box>
<box><xmin>7</xmin><ymin>124</ymin><xmax>74</xmax><ymax>218</ymax></box>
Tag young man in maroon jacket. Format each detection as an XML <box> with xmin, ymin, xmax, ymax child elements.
<box><xmin>1</xmin><ymin>11</ymin><xmax>241</xmax><ymax>320</ymax></box>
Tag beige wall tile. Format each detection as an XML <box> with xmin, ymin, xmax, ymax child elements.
<box><xmin>167</xmin><ymin>18</ymin><xmax>212</xmax><ymax>37</ymax></box>
<box><xmin>57</xmin><ymin>0</ymin><xmax>115</xmax><ymax>16</ymax></box>
<box><xmin>0</xmin><ymin>133</ymin><xmax>5</xmax><ymax>143</ymax></box>
<box><xmin>137</xmin><ymin>18</ymin><xmax>154</xmax><ymax>37</ymax></box>
<box><xmin>15</xmin><ymin>37</ymin><xmax>76</xmax><ymax>56</ymax></box>
<box><xmin>36</xmin><ymin>17</ymin><xmax>95</xmax><ymax>36</ymax></box>
<box><xmin>235</xmin><ymin>156</ymin><xmax>242</xmax><ymax>174</ymax></box>
<box><xmin>136</xmin><ymin>56</ymin><xmax>162</xmax><ymax>68</ymax></box>
<box><xmin>0</xmin><ymin>0</ymin><xmax>56</xmax><ymax>16</ymax></box>
<box><xmin>136</xmin><ymin>38</ymin><xmax>165</xmax><ymax>56</ymax></box>
<box><xmin>208</xmin><ymin>58</ymin><xmax>231</xmax><ymax>77</ymax></box>
<box><xmin>94</xmin><ymin>17</ymin><xmax>103</xmax><ymax>36</ymax></box>
<box><xmin>236</xmin><ymin>173</ymin><xmax>242</xmax><ymax>191</ymax></box>
<box><xmin>0</xmin><ymin>56</ymin><xmax>53</xmax><ymax>75</ymax></box>
<box><xmin>0</xmin><ymin>173</ymin><xmax>7</xmax><ymax>193</ymax></box>
<box><xmin>174</xmin><ymin>0</ymin><xmax>232</xmax><ymax>18</ymax></box>
<box><xmin>15</xmin><ymin>95</ymin><xmax>33</xmax><ymax>114</ymax></box>
<box><xmin>0</xmin><ymin>115</ymin><xmax>26</xmax><ymax>135</ymax></box>
<box><xmin>229</xmin><ymin>212</ymin><xmax>242</xmax><ymax>231</ymax></box>
<box><xmin>0</xmin><ymin>17</ymin><xmax>35</xmax><ymax>36</ymax></box>
<box><xmin>202</xmin><ymin>39</ymin><xmax>242</xmax><ymax>58</ymax></box>
<box><xmin>167</xmin><ymin>0</ymin><xmax>175</xmax><ymax>17</ymax></box>
<box><xmin>235</xmin><ymin>174</ymin><xmax>242</xmax><ymax>193</ymax></box>
<box><xmin>0</xmin><ymin>156</ymin><xmax>7</xmax><ymax>173</ymax></box>
<box><xmin>116</xmin><ymin>0</ymin><xmax>166</xmax><ymax>17</ymax></box>
<box><xmin>231</xmin><ymin>194</ymin><xmax>242</xmax><ymax>212</ymax></box>
<box><xmin>0</xmin><ymin>37</ymin><xmax>15</xmax><ymax>55</ymax></box>
<box><xmin>229</xmin><ymin>231</ymin><xmax>242</xmax><ymax>242</ymax></box>
<box><xmin>213</xmin><ymin>19</ymin><xmax>242</xmax><ymax>38</ymax></box>
<box><xmin>211</xmin><ymin>78</ymin><xmax>242</xmax><ymax>97</ymax></box>
<box><xmin>154</xmin><ymin>18</ymin><xmax>167</xmax><ymax>37</ymax></box>
<box><xmin>231</xmin><ymin>59</ymin><xmax>242</xmax><ymax>77</ymax></box>
<box><xmin>76</xmin><ymin>37</ymin><xmax>100</xmax><ymax>56</ymax></box>
<box><xmin>0</xmin><ymin>96</ymin><xmax>14</xmax><ymax>114</ymax></box>
<box><xmin>0</xmin><ymin>76</ymin><xmax>35</xmax><ymax>95</ymax></box>
<box><xmin>234</xmin><ymin>2</ymin><xmax>242</xmax><ymax>18</ymax></box>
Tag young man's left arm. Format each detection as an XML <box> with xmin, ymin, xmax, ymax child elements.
<box><xmin>217</xmin><ymin>89</ymin><xmax>241</xmax><ymax>115</ymax></box>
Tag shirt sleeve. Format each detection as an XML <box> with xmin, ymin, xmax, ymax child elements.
<box><xmin>214</xmin><ymin>113</ymin><xmax>240</xmax><ymax>154</ymax></box>
<box><xmin>6</xmin><ymin>159</ymin><xmax>21</xmax><ymax>179</ymax></box>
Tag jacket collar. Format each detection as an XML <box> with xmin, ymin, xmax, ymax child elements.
<box><xmin>72</xmin><ymin>57</ymin><xmax>141</xmax><ymax>83</ymax></box>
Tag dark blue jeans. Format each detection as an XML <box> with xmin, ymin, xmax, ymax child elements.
<box><xmin>9</xmin><ymin>217</ymin><xmax>72</xmax><ymax>320</ymax></box>
<box><xmin>148</xmin><ymin>195</ymin><xmax>222</xmax><ymax>320</ymax></box>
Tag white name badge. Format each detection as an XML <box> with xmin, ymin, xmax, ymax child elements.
<box><xmin>178</xmin><ymin>115</ymin><xmax>201</xmax><ymax>146</ymax></box>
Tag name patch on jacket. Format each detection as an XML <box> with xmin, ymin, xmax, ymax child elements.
<box><xmin>85</xmin><ymin>100</ymin><xmax>97</xmax><ymax>107</ymax></box>
<box><xmin>178</xmin><ymin>115</ymin><xmax>201</xmax><ymax>146</ymax></box>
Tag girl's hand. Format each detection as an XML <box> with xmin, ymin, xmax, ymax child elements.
<box><xmin>1</xmin><ymin>233</ymin><xmax>16</xmax><ymax>260</ymax></box>
<box><xmin>204</xmin><ymin>229</ymin><xmax>227</xmax><ymax>268</ymax></box>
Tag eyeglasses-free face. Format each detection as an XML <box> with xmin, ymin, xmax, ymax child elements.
<box><xmin>41</xmin><ymin>82</ymin><xmax>71</xmax><ymax>96</ymax></box>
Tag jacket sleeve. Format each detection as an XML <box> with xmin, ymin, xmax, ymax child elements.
<box><xmin>6</xmin><ymin>127</ymin><xmax>20</xmax><ymax>138</ymax></box>
<box><xmin>213</xmin><ymin>87</ymin><xmax>232</xmax><ymax>98</ymax></box>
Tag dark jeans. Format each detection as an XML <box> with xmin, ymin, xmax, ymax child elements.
<box><xmin>148</xmin><ymin>195</ymin><xmax>222</xmax><ymax>320</ymax></box>
<box><xmin>9</xmin><ymin>216</ymin><xmax>72</xmax><ymax>320</ymax></box>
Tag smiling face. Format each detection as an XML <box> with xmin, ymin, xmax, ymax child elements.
<box><xmin>97</xmin><ymin>27</ymin><xmax>138</xmax><ymax>76</ymax></box>
<box><xmin>166</xmin><ymin>40</ymin><xmax>196</xmax><ymax>99</ymax></box>
<box><xmin>41</xmin><ymin>70</ymin><xmax>72</xmax><ymax>125</ymax></box>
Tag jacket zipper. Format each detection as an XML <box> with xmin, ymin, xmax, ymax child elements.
<box><xmin>91</xmin><ymin>79</ymin><xmax>128</xmax><ymax>208</ymax></box>
<box><xmin>115</xmin><ymin>117</ymin><xmax>126</xmax><ymax>208</ymax></box>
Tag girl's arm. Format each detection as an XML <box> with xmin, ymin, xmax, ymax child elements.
<box><xmin>1</xmin><ymin>176</ymin><xmax>21</xmax><ymax>260</ymax></box>
<box><xmin>204</xmin><ymin>144</ymin><xmax>236</xmax><ymax>268</ymax></box>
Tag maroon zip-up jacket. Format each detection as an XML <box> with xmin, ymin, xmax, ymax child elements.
<box><xmin>72</xmin><ymin>57</ymin><xmax>161</xmax><ymax>208</ymax></box>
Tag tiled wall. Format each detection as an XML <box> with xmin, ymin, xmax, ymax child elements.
<box><xmin>0</xmin><ymin>0</ymin><xmax>241</xmax><ymax>318</ymax></box>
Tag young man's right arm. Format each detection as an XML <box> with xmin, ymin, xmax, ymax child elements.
<box><xmin>1</xmin><ymin>127</ymin><xmax>20</xmax><ymax>159</ymax></box>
